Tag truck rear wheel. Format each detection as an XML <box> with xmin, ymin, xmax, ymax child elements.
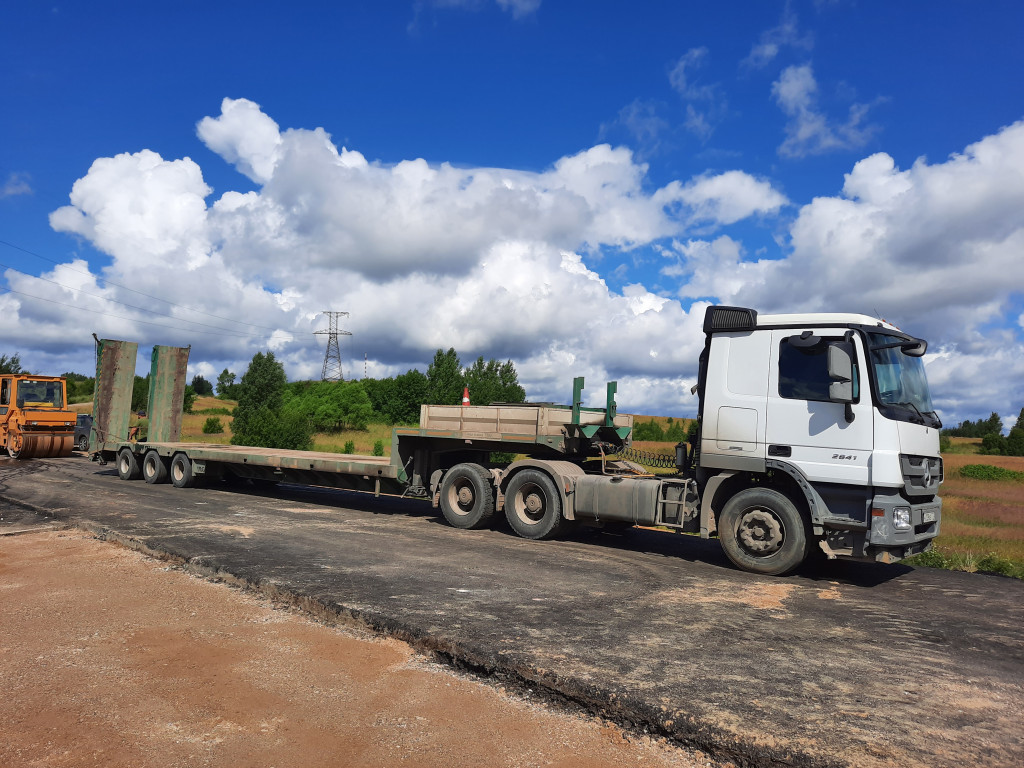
<box><xmin>504</xmin><ymin>469</ymin><xmax>566</xmax><ymax>540</ymax></box>
<box><xmin>170</xmin><ymin>453</ymin><xmax>195</xmax><ymax>488</ymax></box>
<box><xmin>117</xmin><ymin>448</ymin><xmax>142</xmax><ymax>480</ymax></box>
<box><xmin>718</xmin><ymin>488</ymin><xmax>808</xmax><ymax>576</ymax></box>
<box><xmin>142</xmin><ymin>450</ymin><xmax>169</xmax><ymax>484</ymax></box>
<box><xmin>440</xmin><ymin>463</ymin><xmax>495</xmax><ymax>529</ymax></box>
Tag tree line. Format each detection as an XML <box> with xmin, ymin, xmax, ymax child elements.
<box><xmin>226</xmin><ymin>348</ymin><xmax>526</xmax><ymax>450</ymax></box>
<box><xmin>943</xmin><ymin>408</ymin><xmax>1024</xmax><ymax>456</ymax></box>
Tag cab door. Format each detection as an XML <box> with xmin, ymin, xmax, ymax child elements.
<box><xmin>765</xmin><ymin>329</ymin><xmax>873</xmax><ymax>485</ymax></box>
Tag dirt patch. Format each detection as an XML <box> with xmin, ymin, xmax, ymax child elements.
<box><xmin>646</xmin><ymin>583</ymin><xmax>796</xmax><ymax>612</ymax></box>
<box><xmin>0</xmin><ymin>530</ymin><xmax>719</xmax><ymax>768</ymax></box>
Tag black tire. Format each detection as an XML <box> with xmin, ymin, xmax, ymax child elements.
<box><xmin>170</xmin><ymin>453</ymin><xmax>195</xmax><ymax>488</ymax></box>
<box><xmin>117</xmin><ymin>448</ymin><xmax>142</xmax><ymax>480</ymax></box>
<box><xmin>503</xmin><ymin>469</ymin><xmax>566</xmax><ymax>540</ymax></box>
<box><xmin>439</xmin><ymin>463</ymin><xmax>495</xmax><ymax>529</ymax></box>
<box><xmin>77</xmin><ymin>435</ymin><xmax>89</xmax><ymax>452</ymax></box>
<box><xmin>718</xmin><ymin>488</ymin><xmax>808</xmax><ymax>576</ymax></box>
<box><xmin>142</xmin><ymin>450</ymin><xmax>169</xmax><ymax>484</ymax></box>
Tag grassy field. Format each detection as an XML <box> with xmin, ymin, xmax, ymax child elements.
<box><xmin>908</xmin><ymin>452</ymin><xmax>1024</xmax><ymax>578</ymax></box>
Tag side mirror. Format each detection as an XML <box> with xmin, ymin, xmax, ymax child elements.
<box><xmin>901</xmin><ymin>339</ymin><xmax>927</xmax><ymax>357</ymax></box>
<box><xmin>827</xmin><ymin>343</ymin><xmax>854</xmax><ymax>403</ymax></box>
<box><xmin>827</xmin><ymin>342</ymin><xmax>856</xmax><ymax>423</ymax></box>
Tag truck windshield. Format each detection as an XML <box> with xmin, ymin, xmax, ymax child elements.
<box><xmin>867</xmin><ymin>333</ymin><xmax>939</xmax><ymax>428</ymax></box>
<box><xmin>16</xmin><ymin>380</ymin><xmax>64</xmax><ymax>408</ymax></box>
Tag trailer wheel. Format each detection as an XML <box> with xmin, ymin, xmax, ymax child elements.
<box><xmin>504</xmin><ymin>469</ymin><xmax>566</xmax><ymax>540</ymax></box>
<box><xmin>718</xmin><ymin>488</ymin><xmax>808</xmax><ymax>576</ymax></box>
<box><xmin>170</xmin><ymin>453</ymin><xmax>195</xmax><ymax>488</ymax></box>
<box><xmin>440</xmin><ymin>463</ymin><xmax>495</xmax><ymax>530</ymax></box>
<box><xmin>117</xmin><ymin>448</ymin><xmax>142</xmax><ymax>480</ymax></box>
<box><xmin>142</xmin><ymin>450</ymin><xmax>169</xmax><ymax>484</ymax></box>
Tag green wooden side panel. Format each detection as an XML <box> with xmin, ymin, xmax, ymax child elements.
<box><xmin>147</xmin><ymin>345</ymin><xmax>191</xmax><ymax>443</ymax></box>
<box><xmin>93</xmin><ymin>339</ymin><xmax>138</xmax><ymax>447</ymax></box>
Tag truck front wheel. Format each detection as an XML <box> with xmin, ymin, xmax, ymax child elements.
<box><xmin>440</xmin><ymin>463</ymin><xmax>495</xmax><ymax>530</ymax></box>
<box><xmin>718</xmin><ymin>488</ymin><xmax>808</xmax><ymax>576</ymax></box>
<box><xmin>504</xmin><ymin>469</ymin><xmax>566</xmax><ymax>540</ymax></box>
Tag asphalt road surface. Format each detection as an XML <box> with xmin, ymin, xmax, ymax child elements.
<box><xmin>2</xmin><ymin>454</ymin><xmax>1022</xmax><ymax>767</ymax></box>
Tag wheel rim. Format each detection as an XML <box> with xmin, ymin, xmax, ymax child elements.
<box><xmin>446</xmin><ymin>478</ymin><xmax>475</xmax><ymax>517</ymax></box>
<box><xmin>513</xmin><ymin>482</ymin><xmax>546</xmax><ymax>525</ymax></box>
<box><xmin>736</xmin><ymin>507</ymin><xmax>785</xmax><ymax>556</ymax></box>
<box><xmin>119</xmin><ymin>455</ymin><xmax>130</xmax><ymax>474</ymax></box>
<box><xmin>172</xmin><ymin>459</ymin><xmax>184</xmax><ymax>484</ymax></box>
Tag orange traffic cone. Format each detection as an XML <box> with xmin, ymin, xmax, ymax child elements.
<box><xmin>462</xmin><ymin>387</ymin><xmax>470</xmax><ymax>406</ymax></box>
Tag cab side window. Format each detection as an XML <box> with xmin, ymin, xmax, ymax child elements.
<box><xmin>1</xmin><ymin>380</ymin><xmax>9</xmax><ymax>406</ymax></box>
<box><xmin>778</xmin><ymin>337</ymin><xmax>858</xmax><ymax>402</ymax></box>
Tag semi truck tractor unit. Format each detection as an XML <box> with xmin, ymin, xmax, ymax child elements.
<box><xmin>0</xmin><ymin>375</ymin><xmax>76</xmax><ymax>459</ymax></box>
<box><xmin>91</xmin><ymin>305</ymin><xmax>942</xmax><ymax>576</ymax></box>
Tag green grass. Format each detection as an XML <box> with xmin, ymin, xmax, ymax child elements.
<box><xmin>906</xmin><ymin>548</ymin><xmax>1024</xmax><ymax>579</ymax></box>
<box><xmin>959</xmin><ymin>464</ymin><xmax>1024</xmax><ymax>482</ymax></box>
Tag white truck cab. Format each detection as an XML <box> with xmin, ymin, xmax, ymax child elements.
<box><xmin>695</xmin><ymin>306</ymin><xmax>942</xmax><ymax>573</ymax></box>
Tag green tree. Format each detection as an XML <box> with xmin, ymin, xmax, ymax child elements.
<box><xmin>426</xmin><ymin>348</ymin><xmax>464</xmax><ymax>405</ymax></box>
<box><xmin>216</xmin><ymin>368</ymin><xmax>240</xmax><ymax>399</ymax></box>
<box><xmin>191</xmin><ymin>374</ymin><xmax>214</xmax><ymax>396</ymax></box>
<box><xmin>464</xmin><ymin>357</ymin><xmax>526</xmax><ymax>405</ymax></box>
<box><xmin>391</xmin><ymin>369</ymin><xmax>429</xmax><ymax>422</ymax></box>
<box><xmin>231</xmin><ymin>352</ymin><xmax>311</xmax><ymax>450</ymax></box>
<box><xmin>362</xmin><ymin>369</ymin><xmax>429</xmax><ymax>425</ymax></box>
<box><xmin>665</xmin><ymin>417</ymin><xmax>687</xmax><ymax>442</ymax></box>
<box><xmin>62</xmin><ymin>372</ymin><xmax>95</xmax><ymax>402</ymax></box>
<box><xmin>633</xmin><ymin>419</ymin><xmax>665</xmax><ymax>441</ymax></box>
<box><xmin>286</xmin><ymin>380</ymin><xmax>373</xmax><ymax>432</ymax></box>
<box><xmin>183</xmin><ymin>385</ymin><xmax>197</xmax><ymax>414</ymax></box>
<box><xmin>131</xmin><ymin>374</ymin><xmax>150</xmax><ymax>412</ymax></box>
<box><xmin>0</xmin><ymin>353</ymin><xmax>24</xmax><ymax>374</ymax></box>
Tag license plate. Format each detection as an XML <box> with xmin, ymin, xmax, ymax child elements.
<box><xmin>922</xmin><ymin>510</ymin><xmax>937</xmax><ymax>523</ymax></box>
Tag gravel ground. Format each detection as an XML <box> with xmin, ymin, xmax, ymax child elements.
<box><xmin>0</xmin><ymin>529</ymin><xmax>722</xmax><ymax>768</ymax></box>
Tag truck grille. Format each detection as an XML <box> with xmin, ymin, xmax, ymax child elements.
<box><xmin>900</xmin><ymin>454</ymin><xmax>942</xmax><ymax>497</ymax></box>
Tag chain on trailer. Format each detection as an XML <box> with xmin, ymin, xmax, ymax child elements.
<box><xmin>593</xmin><ymin>441</ymin><xmax>679</xmax><ymax>470</ymax></box>
<box><xmin>610</xmin><ymin>445</ymin><xmax>678</xmax><ymax>469</ymax></box>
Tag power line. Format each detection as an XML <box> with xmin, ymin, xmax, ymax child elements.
<box><xmin>0</xmin><ymin>285</ymin><xmax>273</xmax><ymax>338</ymax></box>
<box><xmin>0</xmin><ymin>237</ymin><xmax>282</xmax><ymax>332</ymax></box>
<box><xmin>0</xmin><ymin>257</ymin><xmax>267</xmax><ymax>337</ymax></box>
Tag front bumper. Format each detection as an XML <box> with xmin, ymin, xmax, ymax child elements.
<box><xmin>819</xmin><ymin>492</ymin><xmax>941</xmax><ymax>564</ymax></box>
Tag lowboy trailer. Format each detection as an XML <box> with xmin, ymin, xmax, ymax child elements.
<box><xmin>91</xmin><ymin>305</ymin><xmax>943</xmax><ymax>576</ymax></box>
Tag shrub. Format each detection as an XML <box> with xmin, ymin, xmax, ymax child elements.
<box><xmin>939</xmin><ymin>434</ymin><xmax>952</xmax><ymax>452</ymax></box>
<box><xmin>633</xmin><ymin>419</ymin><xmax>665</xmax><ymax>441</ymax></box>
<box><xmin>343</xmin><ymin>440</ymin><xmax>355</xmax><ymax>454</ymax></box>
<box><xmin>959</xmin><ymin>464</ymin><xmax>1024</xmax><ymax>482</ymax></box>
<box><xmin>202</xmin><ymin>417</ymin><xmax>224</xmax><ymax>434</ymax></box>
<box><xmin>372</xmin><ymin>439</ymin><xmax>384</xmax><ymax>456</ymax></box>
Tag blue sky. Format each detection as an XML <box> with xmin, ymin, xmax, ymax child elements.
<box><xmin>2</xmin><ymin>0</ymin><xmax>1023</xmax><ymax>426</ymax></box>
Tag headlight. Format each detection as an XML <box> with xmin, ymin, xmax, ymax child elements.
<box><xmin>893</xmin><ymin>507</ymin><xmax>912</xmax><ymax>530</ymax></box>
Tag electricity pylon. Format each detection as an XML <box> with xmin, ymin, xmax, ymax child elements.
<box><xmin>314</xmin><ymin>311</ymin><xmax>352</xmax><ymax>382</ymax></box>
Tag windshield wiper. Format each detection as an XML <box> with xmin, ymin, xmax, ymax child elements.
<box><xmin>893</xmin><ymin>401</ymin><xmax>940</xmax><ymax>426</ymax></box>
